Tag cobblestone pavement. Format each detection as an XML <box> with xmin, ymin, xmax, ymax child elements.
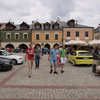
<box><xmin>0</xmin><ymin>53</ymin><xmax>100</xmax><ymax>100</ymax></box>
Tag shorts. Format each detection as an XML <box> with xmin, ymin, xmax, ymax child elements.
<box><xmin>50</xmin><ymin>60</ymin><xmax>57</xmax><ymax>66</ymax></box>
<box><xmin>61</xmin><ymin>57</ymin><xmax>66</xmax><ymax>64</ymax></box>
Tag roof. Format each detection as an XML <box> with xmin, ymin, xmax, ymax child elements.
<box><xmin>20</xmin><ymin>22</ymin><xmax>30</xmax><ymax>28</ymax></box>
<box><xmin>1</xmin><ymin>21</ymin><xmax>62</xmax><ymax>31</ymax></box>
<box><xmin>32</xmin><ymin>22</ymin><xmax>61</xmax><ymax>30</ymax></box>
<box><xmin>58</xmin><ymin>21</ymin><xmax>94</xmax><ymax>28</ymax></box>
<box><xmin>2</xmin><ymin>24</ymin><xmax>33</xmax><ymax>31</ymax></box>
<box><xmin>94</xmin><ymin>27</ymin><xmax>99</xmax><ymax>33</ymax></box>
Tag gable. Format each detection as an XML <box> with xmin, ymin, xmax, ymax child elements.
<box><xmin>20</xmin><ymin>22</ymin><xmax>30</xmax><ymax>30</ymax></box>
<box><xmin>6</xmin><ymin>22</ymin><xmax>16</xmax><ymax>30</ymax></box>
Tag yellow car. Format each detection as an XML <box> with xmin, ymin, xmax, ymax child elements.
<box><xmin>68</xmin><ymin>50</ymin><xmax>93</xmax><ymax>66</ymax></box>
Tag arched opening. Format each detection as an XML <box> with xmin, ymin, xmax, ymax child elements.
<box><xmin>19</xmin><ymin>44</ymin><xmax>28</xmax><ymax>50</ymax></box>
<box><xmin>5</xmin><ymin>44</ymin><xmax>14</xmax><ymax>49</ymax></box>
<box><xmin>44</xmin><ymin>44</ymin><xmax>50</xmax><ymax>49</ymax></box>
<box><xmin>34</xmin><ymin>44</ymin><xmax>41</xmax><ymax>49</ymax></box>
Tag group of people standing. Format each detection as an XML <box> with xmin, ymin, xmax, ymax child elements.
<box><xmin>25</xmin><ymin>44</ymin><xmax>67</xmax><ymax>78</ymax></box>
<box><xmin>48</xmin><ymin>44</ymin><xmax>67</xmax><ymax>74</ymax></box>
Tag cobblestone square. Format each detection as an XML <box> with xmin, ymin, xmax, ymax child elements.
<box><xmin>0</xmin><ymin>53</ymin><xmax>100</xmax><ymax>100</ymax></box>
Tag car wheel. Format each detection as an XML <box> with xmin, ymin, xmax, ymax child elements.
<box><xmin>0</xmin><ymin>65</ymin><xmax>2</xmax><ymax>71</ymax></box>
<box><xmin>89</xmin><ymin>64</ymin><xmax>92</xmax><ymax>66</ymax></box>
<box><xmin>73</xmin><ymin>61</ymin><xmax>76</xmax><ymax>66</ymax></box>
<box><xmin>12</xmin><ymin>59</ymin><xmax>17</xmax><ymax>65</ymax></box>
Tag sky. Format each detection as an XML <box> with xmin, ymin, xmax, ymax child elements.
<box><xmin>0</xmin><ymin>0</ymin><xmax>100</xmax><ymax>28</ymax></box>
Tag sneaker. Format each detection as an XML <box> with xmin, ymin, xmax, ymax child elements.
<box><xmin>95</xmin><ymin>73</ymin><xmax>100</xmax><ymax>76</ymax></box>
<box><xmin>50</xmin><ymin>70</ymin><xmax>53</xmax><ymax>74</ymax></box>
<box><xmin>61</xmin><ymin>70</ymin><xmax>65</xmax><ymax>73</ymax></box>
<box><xmin>37</xmin><ymin>67</ymin><xmax>39</xmax><ymax>69</ymax></box>
<box><xmin>54</xmin><ymin>71</ymin><xmax>58</xmax><ymax>74</ymax></box>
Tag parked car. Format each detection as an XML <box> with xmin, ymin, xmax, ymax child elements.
<box><xmin>23</xmin><ymin>49</ymin><xmax>26</xmax><ymax>53</ymax></box>
<box><xmin>13</xmin><ymin>48</ymin><xmax>21</xmax><ymax>53</ymax></box>
<box><xmin>43</xmin><ymin>48</ymin><xmax>50</xmax><ymax>54</ymax></box>
<box><xmin>0</xmin><ymin>57</ymin><xmax>13</xmax><ymax>71</ymax></box>
<box><xmin>93</xmin><ymin>50</ymin><xmax>100</xmax><ymax>60</ymax></box>
<box><xmin>5</xmin><ymin>48</ymin><xmax>13</xmax><ymax>52</ymax></box>
<box><xmin>1</xmin><ymin>48</ymin><xmax>5</xmax><ymax>50</ymax></box>
<box><xmin>0</xmin><ymin>50</ymin><xmax>24</xmax><ymax>65</ymax></box>
<box><xmin>68</xmin><ymin>50</ymin><xmax>93</xmax><ymax>66</ymax></box>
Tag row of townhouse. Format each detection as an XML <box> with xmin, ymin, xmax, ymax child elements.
<box><xmin>0</xmin><ymin>19</ymin><xmax>94</xmax><ymax>49</ymax></box>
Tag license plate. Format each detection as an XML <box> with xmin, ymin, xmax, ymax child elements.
<box><xmin>5</xmin><ymin>62</ymin><xmax>10</xmax><ymax>64</ymax></box>
<box><xmin>83</xmin><ymin>58</ymin><xmax>89</xmax><ymax>59</ymax></box>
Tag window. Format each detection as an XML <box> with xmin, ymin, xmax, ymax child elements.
<box><xmin>85</xmin><ymin>32</ymin><xmax>88</xmax><ymax>37</ymax></box>
<box><xmin>78</xmin><ymin>52</ymin><xmax>91</xmax><ymax>56</ymax></box>
<box><xmin>95</xmin><ymin>35</ymin><xmax>99</xmax><ymax>39</ymax></box>
<box><xmin>45</xmin><ymin>25</ymin><xmax>50</xmax><ymax>29</ymax></box>
<box><xmin>15</xmin><ymin>33</ymin><xmax>19</xmax><ymax>39</ymax></box>
<box><xmin>71</xmin><ymin>51</ymin><xmax>76</xmax><ymax>56</ymax></box>
<box><xmin>76</xmin><ymin>31</ymin><xmax>79</xmax><ymax>37</ymax></box>
<box><xmin>45</xmin><ymin>34</ymin><xmax>49</xmax><ymax>40</ymax></box>
<box><xmin>23</xmin><ymin>33</ymin><xmax>28</xmax><ymax>39</ymax></box>
<box><xmin>6</xmin><ymin>33</ymin><xmax>11</xmax><ymax>39</ymax></box>
<box><xmin>54</xmin><ymin>25</ymin><xmax>59</xmax><ymax>29</ymax></box>
<box><xmin>36</xmin><ymin>34</ymin><xmax>40</xmax><ymax>40</ymax></box>
<box><xmin>67</xmin><ymin>31</ymin><xmax>70</xmax><ymax>37</ymax></box>
<box><xmin>7</xmin><ymin>27</ymin><xmax>13</xmax><ymax>30</ymax></box>
<box><xmin>21</xmin><ymin>26</ymin><xmax>27</xmax><ymax>30</ymax></box>
<box><xmin>36</xmin><ymin>25</ymin><xmax>40</xmax><ymax>29</ymax></box>
<box><xmin>55</xmin><ymin>34</ymin><xmax>58</xmax><ymax>40</ymax></box>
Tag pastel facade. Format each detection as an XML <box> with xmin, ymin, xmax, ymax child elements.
<box><xmin>58</xmin><ymin>19</ymin><xmax>94</xmax><ymax>44</ymax></box>
<box><xmin>31</xmin><ymin>22</ymin><xmax>62</xmax><ymax>49</ymax></box>
<box><xmin>0</xmin><ymin>19</ymin><xmax>94</xmax><ymax>49</ymax></box>
<box><xmin>0</xmin><ymin>22</ymin><xmax>32</xmax><ymax>49</ymax></box>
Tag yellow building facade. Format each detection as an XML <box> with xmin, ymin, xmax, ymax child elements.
<box><xmin>32</xmin><ymin>30</ymin><xmax>62</xmax><ymax>49</ymax></box>
<box><xmin>31</xmin><ymin>22</ymin><xmax>62</xmax><ymax>49</ymax></box>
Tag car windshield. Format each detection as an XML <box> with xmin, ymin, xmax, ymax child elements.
<box><xmin>3</xmin><ymin>51</ymin><xmax>13</xmax><ymax>55</ymax></box>
<box><xmin>78</xmin><ymin>52</ymin><xmax>91</xmax><ymax>56</ymax></box>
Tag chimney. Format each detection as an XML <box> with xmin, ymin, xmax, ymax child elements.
<box><xmin>76</xmin><ymin>20</ymin><xmax>78</xmax><ymax>25</ymax></box>
<box><xmin>32</xmin><ymin>21</ymin><xmax>34</xmax><ymax>25</ymax></box>
<box><xmin>50</xmin><ymin>21</ymin><xmax>54</xmax><ymax>24</ymax></box>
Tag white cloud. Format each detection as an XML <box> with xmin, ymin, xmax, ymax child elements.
<box><xmin>0</xmin><ymin>0</ymin><xmax>100</xmax><ymax>28</ymax></box>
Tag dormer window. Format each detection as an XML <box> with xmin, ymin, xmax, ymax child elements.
<box><xmin>67</xmin><ymin>19</ymin><xmax>75</xmax><ymax>27</ymax></box>
<box><xmin>52</xmin><ymin>22</ymin><xmax>59</xmax><ymax>30</ymax></box>
<box><xmin>6</xmin><ymin>22</ymin><xmax>16</xmax><ymax>30</ymax></box>
<box><xmin>45</xmin><ymin>25</ymin><xmax>49</xmax><ymax>29</ymax></box>
<box><xmin>20</xmin><ymin>22</ymin><xmax>30</xmax><ymax>30</ymax></box>
<box><xmin>36</xmin><ymin>25</ymin><xmax>40</xmax><ymax>29</ymax></box>
<box><xmin>44</xmin><ymin>22</ymin><xmax>50</xmax><ymax>30</ymax></box>
<box><xmin>54</xmin><ymin>25</ymin><xmax>59</xmax><ymax>30</ymax></box>
<box><xmin>34</xmin><ymin>22</ymin><xmax>41</xmax><ymax>30</ymax></box>
<box><xmin>6</xmin><ymin>27</ymin><xmax>13</xmax><ymax>30</ymax></box>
